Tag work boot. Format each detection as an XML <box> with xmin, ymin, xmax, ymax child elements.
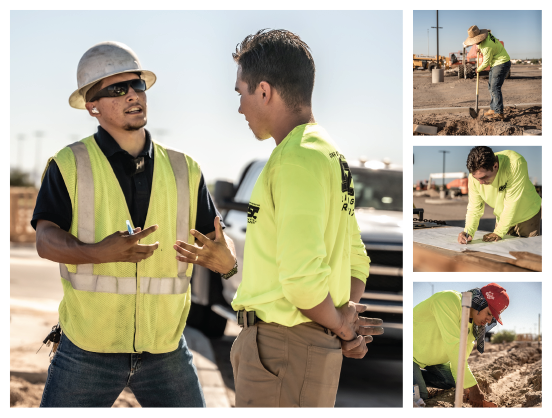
<box><xmin>484</xmin><ymin>109</ymin><xmax>495</xmax><ymax>116</ymax></box>
<box><xmin>492</xmin><ymin>113</ymin><xmax>505</xmax><ymax>120</ymax></box>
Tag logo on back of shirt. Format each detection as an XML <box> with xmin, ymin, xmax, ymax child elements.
<box><xmin>330</xmin><ymin>151</ymin><xmax>355</xmax><ymax>216</ymax></box>
<box><xmin>499</xmin><ymin>182</ymin><xmax>507</xmax><ymax>192</ymax></box>
<box><xmin>247</xmin><ymin>203</ymin><xmax>260</xmax><ymax>224</ymax></box>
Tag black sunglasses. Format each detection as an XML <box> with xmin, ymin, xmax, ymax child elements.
<box><xmin>89</xmin><ymin>79</ymin><xmax>147</xmax><ymax>101</ymax></box>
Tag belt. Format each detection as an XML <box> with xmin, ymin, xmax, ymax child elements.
<box><xmin>237</xmin><ymin>310</ymin><xmax>260</xmax><ymax>328</ymax></box>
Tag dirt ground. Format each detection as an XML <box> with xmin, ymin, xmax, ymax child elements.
<box><xmin>413</xmin><ymin>106</ymin><xmax>541</xmax><ymax>136</ymax></box>
<box><xmin>413</xmin><ymin>65</ymin><xmax>542</xmax><ymax>136</ymax></box>
<box><xmin>413</xmin><ymin>65</ymin><xmax>542</xmax><ymax>108</ymax></box>
<box><xmin>424</xmin><ymin>342</ymin><xmax>542</xmax><ymax>408</ymax></box>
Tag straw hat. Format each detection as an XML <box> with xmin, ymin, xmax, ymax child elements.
<box><xmin>464</xmin><ymin>25</ymin><xmax>489</xmax><ymax>46</ymax></box>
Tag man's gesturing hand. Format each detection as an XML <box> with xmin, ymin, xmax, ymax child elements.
<box><xmin>457</xmin><ymin>232</ymin><xmax>472</xmax><ymax>244</ymax></box>
<box><xmin>94</xmin><ymin>224</ymin><xmax>159</xmax><ymax>263</ymax></box>
<box><xmin>483</xmin><ymin>232</ymin><xmax>502</xmax><ymax>242</ymax></box>
<box><xmin>332</xmin><ymin>302</ymin><xmax>384</xmax><ymax>343</ymax></box>
<box><xmin>174</xmin><ymin>216</ymin><xmax>235</xmax><ymax>274</ymax></box>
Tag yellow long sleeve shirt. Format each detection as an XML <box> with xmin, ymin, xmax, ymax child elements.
<box><xmin>464</xmin><ymin>150</ymin><xmax>541</xmax><ymax>238</ymax></box>
<box><xmin>231</xmin><ymin>123</ymin><xmax>370</xmax><ymax>326</ymax></box>
<box><xmin>477</xmin><ymin>32</ymin><xmax>510</xmax><ymax>73</ymax></box>
<box><xmin>413</xmin><ymin>291</ymin><xmax>478</xmax><ymax>389</ymax></box>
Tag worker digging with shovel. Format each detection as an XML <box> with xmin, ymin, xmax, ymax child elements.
<box><xmin>413</xmin><ymin>283</ymin><xmax>510</xmax><ymax>408</ymax></box>
<box><xmin>464</xmin><ymin>26</ymin><xmax>511</xmax><ymax>120</ymax></box>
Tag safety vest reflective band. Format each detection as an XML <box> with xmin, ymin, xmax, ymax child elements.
<box><xmin>63</xmin><ymin>141</ymin><xmax>191</xmax><ymax>292</ymax></box>
<box><xmin>47</xmin><ymin>136</ymin><xmax>201</xmax><ymax>353</ymax></box>
<box><xmin>59</xmin><ymin>264</ymin><xmax>191</xmax><ymax>294</ymax></box>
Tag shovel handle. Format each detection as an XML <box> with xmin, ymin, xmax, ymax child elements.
<box><xmin>476</xmin><ymin>52</ymin><xmax>480</xmax><ymax>96</ymax></box>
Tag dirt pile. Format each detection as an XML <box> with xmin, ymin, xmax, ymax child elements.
<box><xmin>424</xmin><ymin>342</ymin><xmax>542</xmax><ymax>408</ymax></box>
<box><xmin>413</xmin><ymin>106</ymin><xmax>541</xmax><ymax>136</ymax></box>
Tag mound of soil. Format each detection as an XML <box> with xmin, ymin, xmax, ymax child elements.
<box><xmin>413</xmin><ymin>106</ymin><xmax>541</xmax><ymax>136</ymax></box>
<box><xmin>424</xmin><ymin>342</ymin><xmax>542</xmax><ymax>408</ymax></box>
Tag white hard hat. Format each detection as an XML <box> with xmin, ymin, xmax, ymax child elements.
<box><xmin>69</xmin><ymin>41</ymin><xmax>157</xmax><ymax>109</ymax></box>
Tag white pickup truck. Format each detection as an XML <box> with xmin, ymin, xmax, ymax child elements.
<box><xmin>187</xmin><ymin>159</ymin><xmax>403</xmax><ymax>348</ymax></box>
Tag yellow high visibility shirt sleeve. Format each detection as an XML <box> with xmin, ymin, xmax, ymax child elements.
<box><xmin>464</xmin><ymin>178</ymin><xmax>486</xmax><ymax>238</ymax></box>
<box><xmin>273</xmin><ymin>162</ymin><xmax>331</xmax><ymax>309</ymax></box>
<box><xmin>350</xmin><ymin>214</ymin><xmax>370</xmax><ymax>283</ymax></box>
<box><xmin>232</xmin><ymin>123</ymin><xmax>370</xmax><ymax>326</ymax></box>
<box><xmin>413</xmin><ymin>291</ymin><xmax>477</xmax><ymax>389</ymax></box>
<box><xmin>464</xmin><ymin>151</ymin><xmax>541</xmax><ymax>238</ymax></box>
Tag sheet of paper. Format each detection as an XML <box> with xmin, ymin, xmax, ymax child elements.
<box><xmin>413</xmin><ymin>226</ymin><xmax>542</xmax><ymax>259</ymax></box>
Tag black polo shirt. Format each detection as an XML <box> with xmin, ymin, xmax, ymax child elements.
<box><xmin>31</xmin><ymin>126</ymin><xmax>224</xmax><ymax>236</ymax></box>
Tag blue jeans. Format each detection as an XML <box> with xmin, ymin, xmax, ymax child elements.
<box><xmin>40</xmin><ymin>333</ymin><xmax>205</xmax><ymax>407</ymax></box>
<box><xmin>488</xmin><ymin>60</ymin><xmax>511</xmax><ymax>114</ymax></box>
<box><xmin>413</xmin><ymin>362</ymin><xmax>456</xmax><ymax>400</ymax></box>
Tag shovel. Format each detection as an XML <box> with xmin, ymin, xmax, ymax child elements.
<box><xmin>469</xmin><ymin>51</ymin><xmax>480</xmax><ymax>119</ymax></box>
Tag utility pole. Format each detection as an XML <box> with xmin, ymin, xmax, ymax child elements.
<box><xmin>538</xmin><ymin>314</ymin><xmax>540</xmax><ymax>347</ymax></box>
<box><xmin>439</xmin><ymin>150</ymin><xmax>449</xmax><ymax>188</ymax></box>
<box><xmin>17</xmin><ymin>134</ymin><xmax>25</xmax><ymax>170</ymax></box>
<box><xmin>34</xmin><ymin>131</ymin><xmax>44</xmax><ymax>187</ymax></box>
<box><xmin>432</xmin><ymin>10</ymin><xmax>443</xmax><ymax>68</ymax></box>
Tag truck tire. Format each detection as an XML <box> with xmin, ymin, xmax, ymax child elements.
<box><xmin>458</xmin><ymin>65</ymin><xmax>464</xmax><ymax>79</ymax></box>
<box><xmin>464</xmin><ymin>63</ymin><xmax>475</xmax><ymax>79</ymax></box>
<box><xmin>187</xmin><ymin>301</ymin><xmax>228</xmax><ymax>338</ymax></box>
<box><xmin>428</xmin><ymin>64</ymin><xmax>435</xmax><ymax>73</ymax></box>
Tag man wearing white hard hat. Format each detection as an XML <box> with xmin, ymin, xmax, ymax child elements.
<box><xmin>32</xmin><ymin>41</ymin><xmax>237</xmax><ymax>407</ymax></box>
<box><xmin>464</xmin><ymin>26</ymin><xmax>511</xmax><ymax>120</ymax></box>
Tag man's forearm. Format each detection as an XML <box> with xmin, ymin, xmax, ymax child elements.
<box><xmin>36</xmin><ymin>220</ymin><xmax>100</xmax><ymax>264</ymax></box>
<box><xmin>350</xmin><ymin>277</ymin><xmax>365</xmax><ymax>303</ymax></box>
<box><xmin>298</xmin><ymin>293</ymin><xmax>343</xmax><ymax>333</ymax></box>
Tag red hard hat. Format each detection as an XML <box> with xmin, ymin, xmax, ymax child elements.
<box><xmin>481</xmin><ymin>283</ymin><xmax>509</xmax><ymax>325</ymax></box>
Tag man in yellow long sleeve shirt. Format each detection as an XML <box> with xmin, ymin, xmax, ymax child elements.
<box><xmin>458</xmin><ymin>146</ymin><xmax>541</xmax><ymax>244</ymax></box>
<box><xmin>226</xmin><ymin>29</ymin><xmax>383</xmax><ymax>407</ymax></box>
<box><xmin>464</xmin><ymin>26</ymin><xmax>511</xmax><ymax>119</ymax></box>
<box><xmin>413</xmin><ymin>283</ymin><xmax>509</xmax><ymax>407</ymax></box>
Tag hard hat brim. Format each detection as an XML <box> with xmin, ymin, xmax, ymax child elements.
<box><xmin>69</xmin><ymin>69</ymin><xmax>157</xmax><ymax>109</ymax></box>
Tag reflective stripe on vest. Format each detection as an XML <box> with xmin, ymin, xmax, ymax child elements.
<box><xmin>60</xmin><ymin>142</ymin><xmax>191</xmax><ymax>295</ymax></box>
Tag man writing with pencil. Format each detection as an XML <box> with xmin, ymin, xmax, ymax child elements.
<box><xmin>458</xmin><ymin>146</ymin><xmax>541</xmax><ymax>244</ymax></box>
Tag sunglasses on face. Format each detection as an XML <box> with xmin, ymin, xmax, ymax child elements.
<box><xmin>89</xmin><ymin>79</ymin><xmax>147</xmax><ymax>101</ymax></box>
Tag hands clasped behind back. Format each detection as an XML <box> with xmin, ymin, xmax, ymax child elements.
<box><xmin>95</xmin><ymin>224</ymin><xmax>159</xmax><ymax>263</ymax></box>
<box><xmin>335</xmin><ymin>302</ymin><xmax>384</xmax><ymax>358</ymax></box>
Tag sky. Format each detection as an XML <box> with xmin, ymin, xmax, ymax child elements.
<box><xmin>413</xmin><ymin>146</ymin><xmax>542</xmax><ymax>184</ymax></box>
<box><xmin>413</xmin><ymin>282</ymin><xmax>542</xmax><ymax>336</ymax></box>
<box><xmin>10</xmin><ymin>10</ymin><xmax>403</xmax><ymax>185</ymax></box>
<box><xmin>413</xmin><ymin>10</ymin><xmax>542</xmax><ymax>59</ymax></box>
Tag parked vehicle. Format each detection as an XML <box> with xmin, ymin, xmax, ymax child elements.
<box><xmin>187</xmin><ymin>158</ymin><xmax>403</xmax><ymax>345</ymax></box>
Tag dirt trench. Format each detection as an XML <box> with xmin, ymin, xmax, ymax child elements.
<box><xmin>413</xmin><ymin>106</ymin><xmax>541</xmax><ymax>136</ymax></box>
<box><xmin>424</xmin><ymin>342</ymin><xmax>542</xmax><ymax>408</ymax></box>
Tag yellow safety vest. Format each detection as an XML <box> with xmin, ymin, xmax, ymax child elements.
<box><xmin>46</xmin><ymin>135</ymin><xmax>201</xmax><ymax>353</ymax></box>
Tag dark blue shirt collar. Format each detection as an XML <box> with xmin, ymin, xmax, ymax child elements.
<box><xmin>94</xmin><ymin>125</ymin><xmax>153</xmax><ymax>160</ymax></box>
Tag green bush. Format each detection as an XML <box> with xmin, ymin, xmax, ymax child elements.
<box><xmin>491</xmin><ymin>330</ymin><xmax>516</xmax><ymax>344</ymax></box>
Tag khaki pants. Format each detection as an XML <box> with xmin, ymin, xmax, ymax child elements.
<box><xmin>496</xmin><ymin>207</ymin><xmax>541</xmax><ymax>237</ymax></box>
<box><xmin>230</xmin><ymin>320</ymin><xmax>342</xmax><ymax>407</ymax></box>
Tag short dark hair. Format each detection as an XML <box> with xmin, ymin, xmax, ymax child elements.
<box><xmin>467</xmin><ymin>146</ymin><xmax>497</xmax><ymax>173</ymax></box>
<box><xmin>233</xmin><ymin>29</ymin><xmax>315</xmax><ymax>111</ymax></box>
